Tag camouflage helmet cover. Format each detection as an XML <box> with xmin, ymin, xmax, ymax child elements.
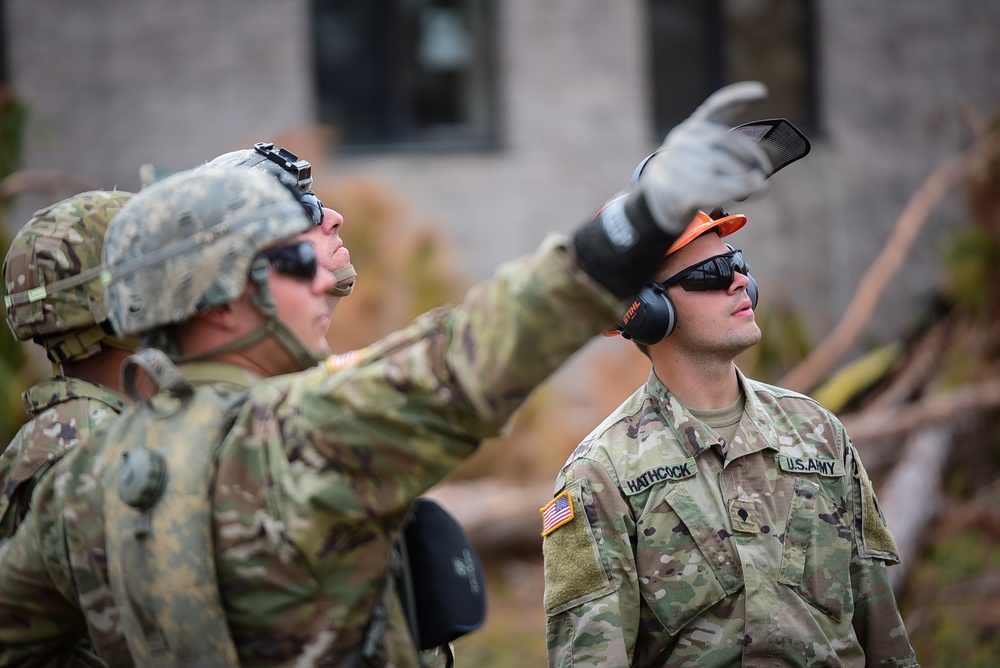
<box><xmin>202</xmin><ymin>142</ymin><xmax>313</xmax><ymax>194</ymax></box>
<box><xmin>102</xmin><ymin>167</ymin><xmax>313</xmax><ymax>337</ymax></box>
<box><xmin>4</xmin><ymin>190</ymin><xmax>132</xmax><ymax>351</ymax></box>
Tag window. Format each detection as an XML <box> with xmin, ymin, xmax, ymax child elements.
<box><xmin>646</xmin><ymin>0</ymin><xmax>816</xmax><ymax>139</ymax></box>
<box><xmin>311</xmin><ymin>0</ymin><xmax>498</xmax><ymax>152</ymax></box>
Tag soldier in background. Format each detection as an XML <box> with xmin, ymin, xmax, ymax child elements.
<box><xmin>0</xmin><ymin>191</ymin><xmax>137</xmax><ymax>542</ymax></box>
<box><xmin>0</xmin><ymin>82</ymin><xmax>773</xmax><ymax>665</ymax></box>
<box><xmin>542</xmin><ymin>211</ymin><xmax>918</xmax><ymax>663</ymax></box>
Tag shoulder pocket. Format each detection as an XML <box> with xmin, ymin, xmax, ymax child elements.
<box><xmin>542</xmin><ymin>481</ymin><xmax>614</xmax><ymax>615</ymax></box>
<box><xmin>850</xmin><ymin>444</ymin><xmax>900</xmax><ymax>564</ymax></box>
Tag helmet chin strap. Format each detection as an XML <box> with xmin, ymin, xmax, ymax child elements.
<box><xmin>328</xmin><ymin>263</ymin><xmax>356</xmax><ymax>297</ymax></box>
<box><xmin>168</xmin><ymin>258</ymin><xmax>322</xmax><ymax>372</ymax></box>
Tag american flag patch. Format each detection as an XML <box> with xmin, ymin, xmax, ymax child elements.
<box><xmin>540</xmin><ymin>491</ymin><xmax>574</xmax><ymax>536</ymax></box>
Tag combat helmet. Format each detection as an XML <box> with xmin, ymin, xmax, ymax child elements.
<box><xmin>202</xmin><ymin>142</ymin><xmax>356</xmax><ymax>296</ymax></box>
<box><xmin>3</xmin><ymin>190</ymin><xmax>138</xmax><ymax>366</ymax></box>
<box><xmin>102</xmin><ymin>166</ymin><xmax>320</xmax><ymax>369</ymax></box>
<box><xmin>202</xmin><ymin>142</ymin><xmax>322</xmax><ymax>221</ymax></box>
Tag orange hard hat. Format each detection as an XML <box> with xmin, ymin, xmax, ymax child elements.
<box><xmin>667</xmin><ymin>209</ymin><xmax>747</xmax><ymax>255</ymax></box>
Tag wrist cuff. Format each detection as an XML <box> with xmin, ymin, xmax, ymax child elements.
<box><xmin>571</xmin><ymin>189</ymin><xmax>678</xmax><ymax>297</ymax></box>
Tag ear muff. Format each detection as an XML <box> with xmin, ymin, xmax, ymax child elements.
<box><xmin>618</xmin><ymin>284</ymin><xmax>677</xmax><ymax>346</ymax></box>
<box><xmin>619</xmin><ymin>245</ymin><xmax>760</xmax><ymax>346</ymax></box>
<box><xmin>746</xmin><ymin>273</ymin><xmax>759</xmax><ymax>309</ymax></box>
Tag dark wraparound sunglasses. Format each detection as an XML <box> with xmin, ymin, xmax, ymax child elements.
<box><xmin>300</xmin><ymin>192</ymin><xmax>324</xmax><ymax>227</ymax></box>
<box><xmin>658</xmin><ymin>249</ymin><xmax>750</xmax><ymax>292</ymax></box>
<box><xmin>261</xmin><ymin>241</ymin><xmax>319</xmax><ymax>281</ymax></box>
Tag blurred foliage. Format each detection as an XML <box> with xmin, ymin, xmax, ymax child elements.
<box><xmin>897</xmin><ymin>112</ymin><xmax>1000</xmax><ymax>667</ymax></box>
<box><xmin>0</xmin><ymin>85</ymin><xmax>29</xmax><ymax>445</ymax></box>
<box><xmin>940</xmin><ymin>226</ymin><xmax>1000</xmax><ymax>317</ymax></box>
<box><xmin>810</xmin><ymin>342</ymin><xmax>902</xmax><ymax>413</ymax></box>
<box><xmin>904</xmin><ymin>525</ymin><xmax>1000</xmax><ymax>667</ymax></box>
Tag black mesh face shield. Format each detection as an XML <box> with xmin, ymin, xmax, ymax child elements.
<box><xmin>729</xmin><ymin>118</ymin><xmax>811</xmax><ymax>178</ymax></box>
<box><xmin>631</xmin><ymin>117</ymin><xmax>811</xmax><ymax>185</ymax></box>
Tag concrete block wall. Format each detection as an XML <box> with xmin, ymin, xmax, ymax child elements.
<box><xmin>5</xmin><ymin>0</ymin><xmax>1000</xmax><ymax>349</ymax></box>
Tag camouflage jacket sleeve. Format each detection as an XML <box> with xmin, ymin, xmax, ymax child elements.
<box><xmin>208</xmin><ymin>234</ymin><xmax>628</xmax><ymax>661</ymax></box>
<box><xmin>542</xmin><ymin>455</ymin><xmax>639</xmax><ymax>667</ymax></box>
<box><xmin>268</xmin><ymin>233</ymin><xmax>624</xmax><ymax>518</ymax></box>
<box><xmin>844</xmin><ymin>436</ymin><xmax>919</xmax><ymax>665</ymax></box>
<box><xmin>0</xmin><ymin>378</ymin><xmax>125</xmax><ymax>541</ymax></box>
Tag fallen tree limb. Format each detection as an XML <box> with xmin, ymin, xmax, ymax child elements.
<box><xmin>780</xmin><ymin>129</ymin><xmax>1000</xmax><ymax>394</ymax></box>
<box><xmin>425</xmin><ymin>480</ymin><xmax>553</xmax><ymax>555</ymax></box>
<box><xmin>879</xmin><ymin>424</ymin><xmax>953</xmax><ymax>594</ymax></box>
<box><xmin>843</xmin><ymin>376</ymin><xmax>1000</xmax><ymax>444</ymax></box>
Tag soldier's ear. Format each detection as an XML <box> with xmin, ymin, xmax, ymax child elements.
<box><xmin>196</xmin><ymin>296</ymin><xmax>243</xmax><ymax>331</ymax></box>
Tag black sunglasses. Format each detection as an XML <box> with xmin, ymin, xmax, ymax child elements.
<box><xmin>300</xmin><ymin>192</ymin><xmax>324</xmax><ymax>227</ymax></box>
<box><xmin>659</xmin><ymin>249</ymin><xmax>750</xmax><ymax>292</ymax></box>
<box><xmin>261</xmin><ymin>241</ymin><xmax>319</xmax><ymax>281</ymax></box>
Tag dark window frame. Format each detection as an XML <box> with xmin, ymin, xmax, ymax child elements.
<box><xmin>311</xmin><ymin>0</ymin><xmax>500</xmax><ymax>154</ymax></box>
<box><xmin>646</xmin><ymin>0</ymin><xmax>818</xmax><ymax>140</ymax></box>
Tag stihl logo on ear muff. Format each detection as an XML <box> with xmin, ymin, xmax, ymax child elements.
<box><xmin>622</xmin><ymin>298</ymin><xmax>642</xmax><ymax>326</ymax></box>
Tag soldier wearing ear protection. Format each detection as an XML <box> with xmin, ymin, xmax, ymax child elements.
<box><xmin>543</xmin><ymin>115</ymin><xmax>917</xmax><ymax>666</ymax></box>
<box><xmin>0</xmin><ymin>82</ymin><xmax>782</xmax><ymax>666</ymax></box>
<box><xmin>618</xmin><ymin>209</ymin><xmax>757</xmax><ymax>345</ymax></box>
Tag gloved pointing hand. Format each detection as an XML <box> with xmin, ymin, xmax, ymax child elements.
<box><xmin>636</xmin><ymin>81</ymin><xmax>773</xmax><ymax>235</ymax></box>
<box><xmin>572</xmin><ymin>81</ymin><xmax>771</xmax><ymax>298</ymax></box>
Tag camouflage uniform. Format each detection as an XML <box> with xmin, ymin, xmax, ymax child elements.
<box><xmin>542</xmin><ymin>369</ymin><xmax>918</xmax><ymax>667</ymax></box>
<box><xmin>0</xmin><ymin>378</ymin><xmax>124</xmax><ymax>539</ymax></box>
<box><xmin>0</xmin><ymin>233</ymin><xmax>624</xmax><ymax>665</ymax></box>
<box><xmin>1</xmin><ymin>191</ymin><xmax>133</xmax><ymax>543</ymax></box>
<box><xmin>0</xmin><ymin>82</ymin><xmax>779</xmax><ymax>665</ymax></box>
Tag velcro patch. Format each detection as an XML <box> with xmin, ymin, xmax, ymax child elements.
<box><xmin>851</xmin><ymin>445</ymin><xmax>900</xmax><ymax>564</ymax></box>
<box><xmin>778</xmin><ymin>454</ymin><xmax>844</xmax><ymax>477</ymax></box>
<box><xmin>622</xmin><ymin>457</ymin><xmax>697</xmax><ymax>496</ymax></box>
<box><xmin>542</xmin><ymin>483</ymin><xmax>612</xmax><ymax>614</ymax></box>
<box><xmin>540</xmin><ymin>491</ymin><xmax>575</xmax><ymax>536</ymax></box>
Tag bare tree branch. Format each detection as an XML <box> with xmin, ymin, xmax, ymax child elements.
<box><xmin>779</xmin><ymin>130</ymin><xmax>1000</xmax><ymax>394</ymax></box>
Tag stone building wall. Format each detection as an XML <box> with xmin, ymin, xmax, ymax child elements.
<box><xmin>4</xmin><ymin>0</ymin><xmax>1000</xmax><ymax>346</ymax></box>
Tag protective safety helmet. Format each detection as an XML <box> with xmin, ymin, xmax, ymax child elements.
<box><xmin>102</xmin><ymin>167</ymin><xmax>313</xmax><ymax>339</ymax></box>
<box><xmin>667</xmin><ymin>209</ymin><xmax>747</xmax><ymax>255</ymax></box>
<box><xmin>3</xmin><ymin>190</ymin><xmax>137</xmax><ymax>364</ymax></box>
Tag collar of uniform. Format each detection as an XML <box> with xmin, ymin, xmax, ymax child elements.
<box><xmin>726</xmin><ymin>367</ymin><xmax>782</xmax><ymax>458</ymax></box>
<box><xmin>645</xmin><ymin>368</ymin><xmax>782</xmax><ymax>461</ymax></box>
<box><xmin>645</xmin><ymin>370</ymin><xmax>720</xmax><ymax>458</ymax></box>
<box><xmin>21</xmin><ymin>377</ymin><xmax>127</xmax><ymax>416</ymax></box>
<box><xmin>176</xmin><ymin>361</ymin><xmax>263</xmax><ymax>391</ymax></box>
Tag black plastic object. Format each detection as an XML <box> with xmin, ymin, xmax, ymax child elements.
<box><xmin>402</xmin><ymin>498</ymin><xmax>487</xmax><ymax>650</ymax></box>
